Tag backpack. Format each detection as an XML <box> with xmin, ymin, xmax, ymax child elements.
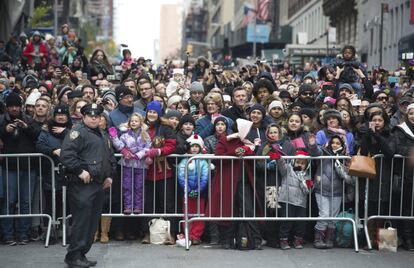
<box><xmin>335</xmin><ymin>209</ymin><xmax>355</xmax><ymax>248</ymax></box>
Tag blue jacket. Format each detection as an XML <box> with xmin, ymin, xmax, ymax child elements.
<box><xmin>108</xmin><ymin>106</ymin><xmax>145</xmax><ymax>129</ymax></box>
<box><xmin>177</xmin><ymin>157</ymin><xmax>209</xmax><ymax>193</ymax></box>
<box><xmin>195</xmin><ymin>114</ymin><xmax>234</xmax><ymax>138</ymax></box>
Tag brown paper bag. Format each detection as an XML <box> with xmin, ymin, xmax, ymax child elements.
<box><xmin>377</xmin><ymin>222</ymin><xmax>397</xmax><ymax>252</ymax></box>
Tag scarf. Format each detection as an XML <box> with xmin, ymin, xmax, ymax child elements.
<box><xmin>118</xmin><ymin>103</ymin><xmax>134</xmax><ymax>114</ymax></box>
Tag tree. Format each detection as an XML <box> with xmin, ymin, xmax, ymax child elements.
<box><xmin>29</xmin><ymin>1</ymin><xmax>53</xmax><ymax>28</ymax></box>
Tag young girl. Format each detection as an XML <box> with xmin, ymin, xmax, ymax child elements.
<box><xmin>177</xmin><ymin>134</ymin><xmax>209</xmax><ymax>245</ymax></box>
<box><xmin>108</xmin><ymin>113</ymin><xmax>151</xmax><ymax>214</ymax></box>
<box><xmin>309</xmin><ymin>134</ymin><xmax>355</xmax><ymax>249</ymax></box>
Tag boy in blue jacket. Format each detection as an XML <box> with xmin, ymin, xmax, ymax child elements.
<box><xmin>178</xmin><ymin>134</ymin><xmax>210</xmax><ymax>245</ymax></box>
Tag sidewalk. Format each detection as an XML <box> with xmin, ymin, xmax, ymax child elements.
<box><xmin>0</xmin><ymin>241</ymin><xmax>413</xmax><ymax>268</ymax></box>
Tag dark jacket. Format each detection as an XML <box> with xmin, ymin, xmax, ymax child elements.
<box><xmin>392</xmin><ymin>122</ymin><xmax>414</xmax><ymax>186</ymax></box>
<box><xmin>0</xmin><ymin>112</ymin><xmax>40</xmax><ymax>170</ymax></box>
<box><xmin>175</xmin><ymin>130</ymin><xmax>191</xmax><ymax>155</ymax></box>
<box><xmin>60</xmin><ymin>123</ymin><xmax>117</xmax><ymax>184</ymax></box>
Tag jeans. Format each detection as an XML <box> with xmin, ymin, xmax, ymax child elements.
<box><xmin>1</xmin><ymin>169</ymin><xmax>37</xmax><ymax>240</ymax></box>
<box><xmin>315</xmin><ymin>193</ymin><xmax>342</xmax><ymax>231</ymax></box>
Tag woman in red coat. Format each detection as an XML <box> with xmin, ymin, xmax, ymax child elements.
<box><xmin>23</xmin><ymin>31</ymin><xmax>48</xmax><ymax>70</ymax></box>
<box><xmin>208</xmin><ymin>118</ymin><xmax>263</xmax><ymax>250</ymax></box>
<box><xmin>141</xmin><ymin>101</ymin><xmax>177</xmax><ymax>245</ymax></box>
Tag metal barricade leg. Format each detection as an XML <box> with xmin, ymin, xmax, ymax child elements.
<box><xmin>62</xmin><ymin>186</ymin><xmax>67</xmax><ymax>247</ymax></box>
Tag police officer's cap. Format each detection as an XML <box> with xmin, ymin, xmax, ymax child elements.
<box><xmin>80</xmin><ymin>103</ymin><xmax>104</xmax><ymax>116</ymax></box>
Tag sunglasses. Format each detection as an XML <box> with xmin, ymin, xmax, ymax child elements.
<box><xmin>376</xmin><ymin>96</ymin><xmax>388</xmax><ymax>101</ymax></box>
<box><xmin>302</xmin><ymin>92</ymin><xmax>314</xmax><ymax>96</ymax></box>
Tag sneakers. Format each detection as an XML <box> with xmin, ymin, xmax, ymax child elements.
<box><xmin>133</xmin><ymin>209</ymin><xmax>142</xmax><ymax>214</ymax></box>
<box><xmin>18</xmin><ymin>238</ymin><xmax>29</xmax><ymax>245</ymax></box>
<box><xmin>279</xmin><ymin>239</ymin><xmax>291</xmax><ymax>250</ymax></box>
<box><xmin>123</xmin><ymin>209</ymin><xmax>132</xmax><ymax>215</ymax></box>
<box><xmin>64</xmin><ymin>258</ymin><xmax>90</xmax><ymax>268</ymax></box>
<box><xmin>4</xmin><ymin>239</ymin><xmax>17</xmax><ymax>246</ymax></box>
<box><xmin>293</xmin><ymin>236</ymin><xmax>304</xmax><ymax>249</ymax></box>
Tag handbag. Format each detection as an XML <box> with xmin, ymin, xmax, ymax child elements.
<box><xmin>149</xmin><ymin>218</ymin><xmax>170</xmax><ymax>245</ymax></box>
<box><xmin>348</xmin><ymin>149</ymin><xmax>376</xmax><ymax>179</ymax></box>
<box><xmin>377</xmin><ymin>221</ymin><xmax>398</xmax><ymax>252</ymax></box>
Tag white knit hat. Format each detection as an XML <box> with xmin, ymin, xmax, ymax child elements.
<box><xmin>167</xmin><ymin>95</ymin><xmax>182</xmax><ymax>107</ymax></box>
<box><xmin>186</xmin><ymin>134</ymin><xmax>205</xmax><ymax>148</ymax></box>
<box><xmin>407</xmin><ymin>103</ymin><xmax>414</xmax><ymax>112</ymax></box>
<box><xmin>25</xmin><ymin>89</ymin><xmax>41</xmax><ymax>106</ymax></box>
<box><xmin>173</xmin><ymin>68</ymin><xmax>184</xmax><ymax>75</ymax></box>
<box><xmin>267</xmin><ymin>100</ymin><xmax>284</xmax><ymax>113</ymax></box>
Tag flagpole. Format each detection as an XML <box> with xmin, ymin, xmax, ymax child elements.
<box><xmin>253</xmin><ymin>0</ymin><xmax>257</xmax><ymax>59</ymax></box>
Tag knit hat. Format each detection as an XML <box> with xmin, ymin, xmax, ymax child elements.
<box><xmin>165</xmin><ymin>109</ymin><xmax>182</xmax><ymax>120</ymax></box>
<box><xmin>248</xmin><ymin>103</ymin><xmax>266</xmax><ymax>116</ymax></box>
<box><xmin>186</xmin><ymin>134</ymin><xmax>205</xmax><ymax>149</ymax></box>
<box><xmin>268</xmin><ymin>100</ymin><xmax>284</xmax><ymax>113</ymax></box>
<box><xmin>5</xmin><ymin>92</ymin><xmax>23</xmax><ymax>107</ymax></box>
<box><xmin>178</xmin><ymin>114</ymin><xmax>195</xmax><ymax>129</ymax></box>
<box><xmin>339</xmin><ymin>83</ymin><xmax>353</xmax><ymax>93</ymax></box>
<box><xmin>407</xmin><ymin>103</ymin><xmax>414</xmax><ymax>112</ymax></box>
<box><xmin>167</xmin><ymin>95</ymin><xmax>182</xmax><ymax>107</ymax></box>
<box><xmin>323</xmin><ymin>109</ymin><xmax>342</xmax><ymax>125</ymax></box>
<box><xmin>101</xmin><ymin>90</ymin><xmax>118</xmax><ymax>107</ymax></box>
<box><xmin>214</xmin><ymin>116</ymin><xmax>228</xmax><ymax>129</ymax></box>
<box><xmin>399</xmin><ymin>96</ymin><xmax>412</xmax><ymax>105</ymax></box>
<box><xmin>190</xmin><ymin>81</ymin><xmax>204</xmax><ymax>93</ymax></box>
<box><xmin>25</xmin><ymin>89</ymin><xmax>41</xmax><ymax>106</ymax></box>
<box><xmin>53</xmin><ymin>104</ymin><xmax>70</xmax><ymax>118</ymax></box>
<box><xmin>146</xmin><ymin>101</ymin><xmax>163</xmax><ymax>117</ymax></box>
<box><xmin>300</xmin><ymin>107</ymin><xmax>316</xmax><ymax>119</ymax></box>
<box><xmin>295</xmin><ymin>150</ymin><xmax>309</xmax><ymax>157</ymax></box>
<box><xmin>298</xmin><ymin>84</ymin><xmax>314</xmax><ymax>95</ymax></box>
<box><xmin>115</xmin><ymin>85</ymin><xmax>133</xmax><ymax>101</ymax></box>
<box><xmin>322</xmin><ymin>82</ymin><xmax>335</xmax><ymax>91</ymax></box>
<box><xmin>57</xmin><ymin>85</ymin><xmax>72</xmax><ymax>101</ymax></box>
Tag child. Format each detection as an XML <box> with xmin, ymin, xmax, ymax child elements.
<box><xmin>309</xmin><ymin>134</ymin><xmax>355</xmax><ymax>249</ymax></box>
<box><xmin>177</xmin><ymin>134</ymin><xmax>209</xmax><ymax>245</ymax></box>
<box><xmin>267</xmin><ymin>150</ymin><xmax>312</xmax><ymax>250</ymax></box>
<box><xmin>108</xmin><ymin>113</ymin><xmax>151</xmax><ymax>214</ymax></box>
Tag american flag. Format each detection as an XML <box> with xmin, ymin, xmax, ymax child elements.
<box><xmin>241</xmin><ymin>2</ymin><xmax>256</xmax><ymax>28</ymax></box>
<box><xmin>256</xmin><ymin>0</ymin><xmax>270</xmax><ymax>22</ymax></box>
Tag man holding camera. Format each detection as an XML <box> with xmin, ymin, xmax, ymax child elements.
<box><xmin>61</xmin><ymin>103</ymin><xmax>116</xmax><ymax>267</ymax></box>
<box><xmin>0</xmin><ymin>92</ymin><xmax>40</xmax><ymax>245</ymax></box>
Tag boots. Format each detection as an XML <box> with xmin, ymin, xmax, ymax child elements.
<box><xmin>314</xmin><ymin>229</ymin><xmax>327</xmax><ymax>249</ymax></box>
<box><xmin>100</xmin><ymin>217</ymin><xmax>112</xmax><ymax>243</ymax></box>
<box><xmin>325</xmin><ymin>227</ymin><xmax>335</xmax><ymax>249</ymax></box>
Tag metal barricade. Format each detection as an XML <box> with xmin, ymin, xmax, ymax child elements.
<box><xmin>61</xmin><ymin>154</ymin><xmax>191</xmax><ymax>246</ymax></box>
<box><xmin>363</xmin><ymin>154</ymin><xmax>414</xmax><ymax>250</ymax></box>
<box><xmin>182</xmin><ymin>155</ymin><xmax>360</xmax><ymax>252</ymax></box>
<box><xmin>0</xmin><ymin>153</ymin><xmax>55</xmax><ymax>247</ymax></box>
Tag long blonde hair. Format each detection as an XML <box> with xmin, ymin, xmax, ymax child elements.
<box><xmin>128</xmin><ymin>113</ymin><xmax>149</xmax><ymax>142</ymax></box>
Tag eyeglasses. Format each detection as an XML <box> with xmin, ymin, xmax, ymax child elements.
<box><xmin>376</xmin><ymin>96</ymin><xmax>388</xmax><ymax>101</ymax></box>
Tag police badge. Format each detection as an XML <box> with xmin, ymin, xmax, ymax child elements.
<box><xmin>70</xmin><ymin>130</ymin><xmax>80</xmax><ymax>140</ymax></box>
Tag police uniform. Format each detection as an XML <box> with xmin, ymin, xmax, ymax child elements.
<box><xmin>61</xmin><ymin>103</ymin><xmax>116</xmax><ymax>267</ymax></box>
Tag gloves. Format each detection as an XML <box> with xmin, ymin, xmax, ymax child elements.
<box><xmin>145</xmin><ymin>148</ymin><xmax>161</xmax><ymax>158</ymax></box>
<box><xmin>268</xmin><ymin>152</ymin><xmax>281</xmax><ymax>160</ymax></box>
<box><xmin>189</xmin><ymin>190</ymin><xmax>198</xmax><ymax>199</ymax></box>
<box><xmin>145</xmin><ymin>157</ymin><xmax>153</xmax><ymax>166</ymax></box>
<box><xmin>121</xmin><ymin>148</ymin><xmax>132</xmax><ymax>160</ymax></box>
<box><xmin>108</xmin><ymin>127</ymin><xmax>118</xmax><ymax>138</ymax></box>
<box><xmin>305</xmin><ymin>179</ymin><xmax>314</xmax><ymax>189</ymax></box>
<box><xmin>266</xmin><ymin>160</ymin><xmax>277</xmax><ymax>171</ymax></box>
<box><xmin>235</xmin><ymin>145</ymin><xmax>253</xmax><ymax>157</ymax></box>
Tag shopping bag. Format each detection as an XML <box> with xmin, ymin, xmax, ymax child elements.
<box><xmin>377</xmin><ymin>222</ymin><xmax>398</xmax><ymax>252</ymax></box>
<box><xmin>149</xmin><ymin>218</ymin><xmax>170</xmax><ymax>245</ymax></box>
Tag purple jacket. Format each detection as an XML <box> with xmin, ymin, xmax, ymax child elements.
<box><xmin>110</xmin><ymin>128</ymin><xmax>152</xmax><ymax>168</ymax></box>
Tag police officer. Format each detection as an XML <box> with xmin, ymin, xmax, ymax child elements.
<box><xmin>61</xmin><ymin>103</ymin><xmax>116</xmax><ymax>268</ymax></box>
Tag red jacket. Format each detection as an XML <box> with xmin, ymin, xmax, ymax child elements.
<box><xmin>207</xmin><ymin>136</ymin><xmax>262</xmax><ymax>221</ymax></box>
<box><xmin>146</xmin><ymin>122</ymin><xmax>176</xmax><ymax>181</ymax></box>
<box><xmin>23</xmin><ymin>41</ymin><xmax>48</xmax><ymax>67</ymax></box>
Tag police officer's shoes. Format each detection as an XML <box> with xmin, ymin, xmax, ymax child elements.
<box><xmin>82</xmin><ymin>255</ymin><xmax>97</xmax><ymax>266</ymax></box>
<box><xmin>64</xmin><ymin>258</ymin><xmax>90</xmax><ymax>267</ymax></box>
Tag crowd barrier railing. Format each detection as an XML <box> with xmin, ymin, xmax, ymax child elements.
<box><xmin>0</xmin><ymin>153</ymin><xmax>55</xmax><ymax>247</ymax></box>
<box><xmin>363</xmin><ymin>154</ymin><xmax>414</xmax><ymax>250</ymax></box>
<box><xmin>182</xmin><ymin>155</ymin><xmax>360</xmax><ymax>252</ymax></box>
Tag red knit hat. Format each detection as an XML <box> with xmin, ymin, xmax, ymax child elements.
<box><xmin>295</xmin><ymin>150</ymin><xmax>309</xmax><ymax>157</ymax></box>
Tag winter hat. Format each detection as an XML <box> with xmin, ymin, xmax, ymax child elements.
<box><xmin>323</xmin><ymin>109</ymin><xmax>342</xmax><ymax>125</ymax></box>
<box><xmin>165</xmin><ymin>109</ymin><xmax>182</xmax><ymax>120</ymax></box>
<box><xmin>300</xmin><ymin>107</ymin><xmax>316</xmax><ymax>119</ymax></box>
<box><xmin>339</xmin><ymin>83</ymin><xmax>353</xmax><ymax>93</ymax></box>
<box><xmin>115</xmin><ymin>85</ymin><xmax>133</xmax><ymax>101</ymax></box>
<box><xmin>223</xmin><ymin>95</ymin><xmax>231</xmax><ymax>102</ymax></box>
<box><xmin>186</xmin><ymin>134</ymin><xmax>205</xmax><ymax>149</ymax></box>
<box><xmin>298</xmin><ymin>83</ymin><xmax>314</xmax><ymax>95</ymax></box>
<box><xmin>57</xmin><ymin>85</ymin><xmax>72</xmax><ymax>101</ymax></box>
<box><xmin>178</xmin><ymin>114</ymin><xmax>195</xmax><ymax>129</ymax></box>
<box><xmin>322</xmin><ymin>82</ymin><xmax>335</xmax><ymax>91</ymax></box>
<box><xmin>268</xmin><ymin>100</ymin><xmax>284</xmax><ymax>113</ymax></box>
<box><xmin>101</xmin><ymin>90</ymin><xmax>118</xmax><ymax>106</ymax></box>
<box><xmin>190</xmin><ymin>81</ymin><xmax>204</xmax><ymax>93</ymax></box>
<box><xmin>173</xmin><ymin>68</ymin><xmax>184</xmax><ymax>76</ymax></box>
<box><xmin>146</xmin><ymin>101</ymin><xmax>163</xmax><ymax>117</ymax></box>
<box><xmin>295</xmin><ymin>150</ymin><xmax>309</xmax><ymax>157</ymax></box>
<box><xmin>53</xmin><ymin>105</ymin><xmax>70</xmax><ymax>118</ymax></box>
<box><xmin>407</xmin><ymin>103</ymin><xmax>414</xmax><ymax>112</ymax></box>
<box><xmin>399</xmin><ymin>96</ymin><xmax>412</xmax><ymax>105</ymax></box>
<box><xmin>167</xmin><ymin>95</ymin><xmax>182</xmax><ymax>107</ymax></box>
<box><xmin>248</xmin><ymin>103</ymin><xmax>266</xmax><ymax>116</ymax></box>
<box><xmin>214</xmin><ymin>116</ymin><xmax>229</xmax><ymax>129</ymax></box>
<box><xmin>25</xmin><ymin>89</ymin><xmax>41</xmax><ymax>106</ymax></box>
<box><xmin>5</xmin><ymin>92</ymin><xmax>23</xmax><ymax>107</ymax></box>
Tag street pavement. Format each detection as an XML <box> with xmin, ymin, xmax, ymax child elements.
<box><xmin>0</xmin><ymin>241</ymin><xmax>414</xmax><ymax>268</ymax></box>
